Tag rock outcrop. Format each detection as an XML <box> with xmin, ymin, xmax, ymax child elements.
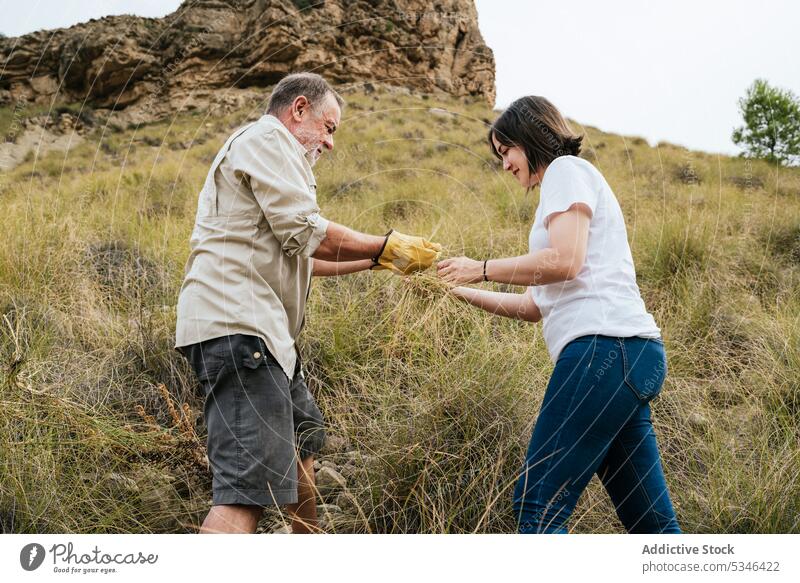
<box><xmin>0</xmin><ymin>0</ymin><xmax>495</xmax><ymax>113</ymax></box>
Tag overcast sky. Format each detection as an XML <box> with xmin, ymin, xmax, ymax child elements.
<box><xmin>2</xmin><ymin>0</ymin><xmax>798</xmax><ymax>155</ymax></box>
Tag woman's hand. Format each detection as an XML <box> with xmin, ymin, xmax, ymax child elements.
<box><xmin>437</xmin><ymin>256</ymin><xmax>484</xmax><ymax>285</ymax></box>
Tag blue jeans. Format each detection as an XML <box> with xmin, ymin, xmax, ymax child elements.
<box><xmin>513</xmin><ymin>334</ymin><xmax>681</xmax><ymax>534</ymax></box>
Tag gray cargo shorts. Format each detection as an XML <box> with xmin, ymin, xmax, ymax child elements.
<box><xmin>183</xmin><ymin>334</ymin><xmax>325</xmax><ymax>507</ymax></box>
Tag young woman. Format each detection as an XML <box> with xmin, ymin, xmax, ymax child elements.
<box><xmin>437</xmin><ymin>96</ymin><xmax>681</xmax><ymax>534</ymax></box>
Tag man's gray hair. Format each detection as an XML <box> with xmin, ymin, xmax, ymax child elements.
<box><xmin>266</xmin><ymin>72</ymin><xmax>344</xmax><ymax>115</ymax></box>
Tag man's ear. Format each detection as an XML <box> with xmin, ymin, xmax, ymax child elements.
<box><xmin>291</xmin><ymin>95</ymin><xmax>310</xmax><ymax>122</ymax></box>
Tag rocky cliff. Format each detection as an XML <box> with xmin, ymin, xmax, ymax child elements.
<box><xmin>0</xmin><ymin>0</ymin><xmax>495</xmax><ymax>114</ymax></box>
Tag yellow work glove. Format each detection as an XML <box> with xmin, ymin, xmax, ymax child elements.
<box><xmin>372</xmin><ymin>230</ymin><xmax>442</xmax><ymax>275</ymax></box>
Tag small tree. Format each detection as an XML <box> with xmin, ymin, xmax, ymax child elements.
<box><xmin>732</xmin><ymin>79</ymin><xmax>800</xmax><ymax>166</ymax></box>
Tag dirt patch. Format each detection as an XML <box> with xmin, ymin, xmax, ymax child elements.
<box><xmin>0</xmin><ymin>126</ymin><xmax>84</xmax><ymax>171</ymax></box>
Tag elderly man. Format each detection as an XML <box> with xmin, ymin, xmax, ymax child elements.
<box><xmin>176</xmin><ymin>73</ymin><xmax>439</xmax><ymax>534</ymax></box>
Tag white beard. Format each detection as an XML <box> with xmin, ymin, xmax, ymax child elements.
<box><xmin>293</xmin><ymin>124</ymin><xmax>323</xmax><ymax>166</ymax></box>
<box><xmin>305</xmin><ymin>146</ymin><xmax>321</xmax><ymax>166</ymax></box>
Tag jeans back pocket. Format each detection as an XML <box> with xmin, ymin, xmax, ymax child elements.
<box><xmin>619</xmin><ymin>337</ymin><xmax>668</xmax><ymax>403</ymax></box>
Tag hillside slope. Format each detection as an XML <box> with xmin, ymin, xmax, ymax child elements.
<box><xmin>0</xmin><ymin>88</ymin><xmax>799</xmax><ymax>533</ymax></box>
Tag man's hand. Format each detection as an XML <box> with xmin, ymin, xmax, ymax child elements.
<box><xmin>373</xmin><ymin>230</ymin><xmax>442</xmax><ymax>275</ymax></box>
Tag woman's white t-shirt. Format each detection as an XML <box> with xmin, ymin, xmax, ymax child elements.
<box><xmin>528</xmin><ymin>155</ymin><xmax>661</xmax><ymax>362</ymax></box>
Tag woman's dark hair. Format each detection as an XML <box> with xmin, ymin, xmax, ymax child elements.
<box><xmin>488</xmin><ymin>96</ymin><xmax>583</xmax><ymax>173</ymax></box>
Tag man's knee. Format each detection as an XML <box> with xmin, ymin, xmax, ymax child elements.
<box><xmin>200</xmin><ymin>503</ymin><xmax>264</xmax><ymax>534</ymax></box>
<box><xmin>216</xmin><ymin>503</ymin><xmax>264</xmax><ymax>519</ymax></box>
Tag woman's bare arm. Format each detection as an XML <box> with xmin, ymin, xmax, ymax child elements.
<box><xmin>437</xmin><ymin>205</ymin><xmax>592</xmax><ymax>286</ymax></box>
<box><xmin>450</xmin><ymin>287</ymin><xmax>542</xmax><ymax>322</ymax></box>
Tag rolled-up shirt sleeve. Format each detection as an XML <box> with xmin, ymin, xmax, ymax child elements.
<box><xmin>232</xmin><ymin>128</ymin><xmax>329</xmax><ymax>257</ymax></box>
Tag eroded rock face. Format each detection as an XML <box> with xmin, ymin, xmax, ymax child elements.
<box><xmin>0</xmin><ymin>0</ymin><xmax>495</xmax><ymax>111</ymax></box>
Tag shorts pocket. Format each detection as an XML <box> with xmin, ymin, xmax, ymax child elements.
<box><xmin>189</xmin><ymin>342</ymin><xmax>228</xmax><ymax>382</ymax></box>
<box><xmin>233</xmin><ymin>335</ymin><xmax>268</xmax><ymax>370</ymax></box>
<box><xmin>619</xmin><ymin>337</ymin><xmax>668</xmax><ymax>403</ymax></box>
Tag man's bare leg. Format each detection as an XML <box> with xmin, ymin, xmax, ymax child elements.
<box><xmin>286</xmin><ymin>455</ymin><xmax>318</xmax><ymax>533</ymax></box>
<box><xmin>199</xmin><ymin>504</ymin><xmax>263</xmax><ymax>534</ymax></box>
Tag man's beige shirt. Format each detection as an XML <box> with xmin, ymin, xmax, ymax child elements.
<box><xmin>175</xmin><ymin>114</ymin><xmax>329</xmax><ymax>380</ymax></box>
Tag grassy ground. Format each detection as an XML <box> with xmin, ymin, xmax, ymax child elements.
<box><xmin>1</xmin><ymin>87</ymin><xmax>799</xmax><ymax>533</ymax></box>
